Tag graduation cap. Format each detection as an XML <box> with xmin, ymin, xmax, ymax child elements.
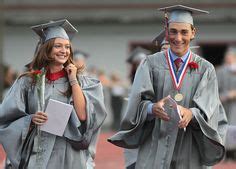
<box><xmin>226</xmin><ymin>46</ymin><xmax>236</xmax><ymax>55</ymax></box>
<box><xmin>127</xmin><ymin>47</ymin><xmax>151</xmax><ymax>63</ymax></box>
<box><xmin>31</xmin><ymin>19</ymin><xmax>78</xmax><ymax>43</ymax></box>
<box><xmin>73</xmin><ymin>50</ymin><xmax>90</xmax><ymax>61</ymax></box>
<box><xmin>152</xmin><ymin>30</ymin><xmax>169</xmax><ymax>47</ymax></box>
<box><xmin>190</xmin><ymin>45</ymin><xmax>200</xmax><ymax>49</ymax></box>
<box><xmin>159</xmin><ymin>5</ymin><xmax>209</xmax><ymax>25</ymax></box>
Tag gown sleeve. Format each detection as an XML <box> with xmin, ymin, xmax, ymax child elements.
<box><xmin>0</xmin><ymin>76</ymin><xmax>33</xmax><ymax>166</ymax></box>
<box><xmin>108</xmin><ymin>57</ymin><xmax>156</xmax><ymax>148</ymax></box>
<box><xmin>190</xmin><ymin>66</ymin><xmax>228</xmax><ymax>165</ymax></box>
<box><xmin>64</xmin><ymin>75</ymin><xmax>107</xmax><ymax>150</ymax></box>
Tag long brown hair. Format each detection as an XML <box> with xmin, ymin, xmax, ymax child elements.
<box><xmin>22</xmin><ymin>38</ymin><xmax>84</xmax><ymax>74</ymax></box>
<box><xmin>32</xmin><ymin>39</ymin><xmax>74</xmax><ymax>70</ymax></box>
<box><xmin>19</xmin><ymin>38</ymin><xmax>84</xmax><ymax>96</ymax></box>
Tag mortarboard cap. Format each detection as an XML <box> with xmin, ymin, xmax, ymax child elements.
<box><xmin>73</xmin><ymin>50</ymin><xmax>89</xmax><ymax>61</ymax></box>
<box><xmin>127</xmin><ymin>47</ymin><xmax>151</xmax><ymax>63</ymax></box>
<box><xmin>152</xmin><ymin>30</ymin><xmax>169</xmax><ymax>47</ymax></box>
<box><xmin>226</xmin><ymin>46</ymin><xmax>236</xmax><ymax>55</ymax></box>
<box><xmin>189</xmin><ymin>45</ymin><xmax>200</xmax><ymax>53</ymax></box>
<box><xmin>159</xmin><ymin>5</ymin><xmax>209</xmax><ymax>25</ymax></box>
<box><xmin>190</xmin><ymin>45</ymin><xmax>200</xmax><ymax>49</ymax></box>
<box><xmin>31</xmin><ymin>19</ymin><xmax>78</xmax><ymax>43</ymax></box>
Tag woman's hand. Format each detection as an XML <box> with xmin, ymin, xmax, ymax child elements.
<box><xmin>65</xmin><ymin>63</ymin><xmax>77</xmax><ymax>81</ymax></box>
<box><xmin>32</xmin><ymin>111</ymin><xmax>48</xmax><ymax>126</ymax></box>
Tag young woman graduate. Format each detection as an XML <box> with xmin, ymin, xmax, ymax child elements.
<box><xmin>0</xmin><ymin>19</ymin><xmax>106</xmax><ymax>169</ymax></box>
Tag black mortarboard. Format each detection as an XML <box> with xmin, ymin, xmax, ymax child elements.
<box><xmin>152</xmin><ymin>30</ymin><xmax>169</xmax><ymax>47</ymax></box>
<box><xmin>127</xmin><ymin>47</ymin><xmax>151</xmax><ymax>63</ymax></box>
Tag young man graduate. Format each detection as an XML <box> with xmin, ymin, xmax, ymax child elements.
<box><xmin>108</xmin><ymin>5</ymin><xmax>227</xmax><ymax>169</ymax></box>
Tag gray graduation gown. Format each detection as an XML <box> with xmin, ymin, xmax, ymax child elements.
<box><xmin>216</xmin><ymin>66</ymin><xmax>236</xmax><ymax>150</ymax></box>
<box><xmin>0</xmin><ymin>75</ymin><xmax>106</xmax><ymax>169</ymax></box>
<box><xmin>109</xmin><ymin>51</ymin><xmax>227</xmax><ymax>169</ymax></box>
<box><xmin>216</xmin><ymin>66</ymin><xmax>236</xmax><ymax>125</ymax></box>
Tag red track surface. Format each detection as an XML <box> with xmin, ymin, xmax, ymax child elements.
<box><xmin>1</xmin><ymin>132</ymin><xmax>236</xmax><ymax>169</ymax></box>
<box><xmin>95</xmin><ymin>132</ymin><xmax>125</xmax><ymax>169</ymax></box>
<box><xmin>0</xmin><ymin>145</ymin><xmax>5</xmax><ymax>169</ymax></box>
<box><xmin>95</xmin><ymin>133</ymin><xmax>236</xmax><ymax>169</ymax></box>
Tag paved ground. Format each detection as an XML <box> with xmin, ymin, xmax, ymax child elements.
<box><xmin>95</xmin><ymin>132</ymin><xmax>236</xmax><ymax>169</ymax></box>
<box><xmin>1</xmin><ymin>132</ymin><xmax>236</xmax><ymax>169</ymax></box>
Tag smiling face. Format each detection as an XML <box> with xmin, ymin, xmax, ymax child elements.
<box><xmin>50</xmin><ymin>38</ymin><xmax>71</xmax><ymax>66</ymax></box>
<box><xmin>168</xmin><ymin>22</ymin><xmax>195</xmax><ymax>56</ymax></box>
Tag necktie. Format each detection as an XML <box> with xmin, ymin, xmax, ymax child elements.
<box><xmin>174</xmin><ymin>58</ymin><xmax>183</xmax><ymax>71</ymax></box>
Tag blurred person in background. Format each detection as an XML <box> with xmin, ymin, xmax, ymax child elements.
<box><xmin>124</xmin><ymin>31</ymin><xmax>169</xmax><ymax>169</ymax></box>
<box><xmin>110</xmin><ymin>71</ymin><xmax>127</xmax><ymax>131</ymax></box>
<box><xmin>73</xmin><ymin>49</ymin><xmax>89</xmax><ymax>72</ymax></box>
<box><xmin>124</xmin><ymin>47</ymin><xmax>150</xmax><ymax>169</ymax></box>
<box><xmin>98</xmin><ymin>70</ymin><xmax>111</xmax><ymax>87</ymax></box>
<box><xmin>216</xmin><ymin>46</ymin><xmax>236</xmax><ymax>161</ymax></box>
<box><xmin>87</xmin><ymin>65</ymin><xmax>98</xmax><ymax>78</ymax></box>
<box><xmin>0</xmin><ymin>19</ymin><xmax>106</xmax><ymax>169</ymax></box>
<box><xmin>1</xmin><ymin>64</ymin><xmax>17</xmax><ymax>169</ymax></box>
<box><xmin>109</xmin><ymin>5</ymin><xmax>227</xmax><ymax>169</ymax></box>
<box><xmin>126</xmin><ymin>47</ymin><xmax>151</xmax><ymax>84</ymax></box>
<box><xmin>97</xmin><ymin>70</ymin><xmax>113</xmax><ymax>130</ymax></box>
<box><xmin>3</xmin><ymin>64</ymin><xmax>17</xmax><ymax>98</ymax></box>
<box><xmin>153</xmin><ymin>30</ymin><xmax>170</xmax><ymax>52</ymax></box>
<box><xmin>73</xmin><ymin>50</ymin><xmax>104</xmax><ymax>169</ymax></box>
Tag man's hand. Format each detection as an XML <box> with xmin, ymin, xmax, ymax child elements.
<box><xmin>178</xmin><ymin>105</ymin><xmax>193</xmax><ymax>129</ymax></box>
<box><xmin>152</xmin><ymin>96</ymin><xmax>170</xmax><ymax>121</ymax></box>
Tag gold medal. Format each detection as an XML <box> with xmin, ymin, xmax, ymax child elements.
<box><xmin>174</xmin><ymin>93</ymin><xmax>183</xmax><ymax>102</ymax></box>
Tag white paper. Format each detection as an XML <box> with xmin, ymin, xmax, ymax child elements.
<box><xmin>40</xmin><ymin>99</ymin><xmax>73</xmax><ymax>136</ymax></box>
<box><xmin>166</xmin><ymin>96</ymin><xmax>182</xmax><ymax>119</ymax></box>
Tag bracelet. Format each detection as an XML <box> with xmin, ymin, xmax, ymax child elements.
<box><xmin>69</xmin><ymin>79</ymin><xmax>78</xmax><ymax>86</ymax></box>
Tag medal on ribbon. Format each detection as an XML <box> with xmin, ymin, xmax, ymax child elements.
<box><xmin>165</xmin><ymin>49</ymin><xmax>192</xmax><ymax>102</ymax></box>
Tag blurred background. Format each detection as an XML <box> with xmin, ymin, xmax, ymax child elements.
<box><xmin>0</xmin><ymin>0</ymin><xmax>236</xmax><ymax>168</ymax></box>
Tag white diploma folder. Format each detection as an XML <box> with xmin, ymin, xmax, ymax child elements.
<box><xmin>40</xmin><ymin>99</ymin><xmax>73</xmax><ymax>136</ymax></box>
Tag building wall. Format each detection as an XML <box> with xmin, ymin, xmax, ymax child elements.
<box><xmin>3</xmin><ymin>1</ymin><xmax>236</xmax><ymax>25</ymax></box>
<box><xmin>4</xmin><ymin>0</ymin><xmax>236</xmax><ymax>4</ymax></box>
<box><xmin>3</xmin><ymin>22</ymin><xmax>236</xmax><ymax>79</ymax></box>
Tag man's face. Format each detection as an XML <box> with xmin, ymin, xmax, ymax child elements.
<box><xmin>224</xmin><ymin>52</ymin><xmax>236</xmax><ymax>65</ymax></box>
<box><xmin>168</xmin><ymin>22</ymin><xmax>195</xmax><ymax>56</ymax></box>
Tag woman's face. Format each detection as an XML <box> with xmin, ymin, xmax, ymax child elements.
<box><xmin>50</xmin><ymin>38</ymin><xmax>71</xmax><ymax>66</ymax></box>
